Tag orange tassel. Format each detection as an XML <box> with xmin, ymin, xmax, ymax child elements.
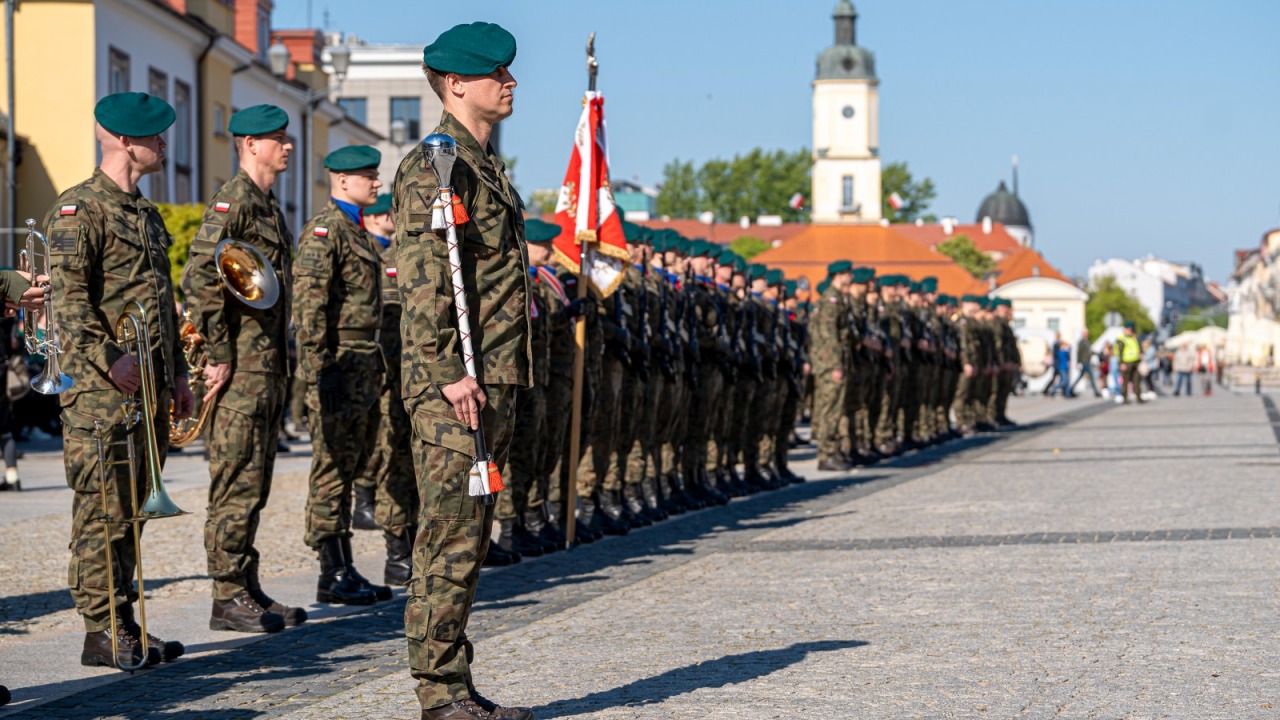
<box><xmin>486</xmin><ymin>461</ymin><xmax>505</xmax><ymax>493</ymax></box>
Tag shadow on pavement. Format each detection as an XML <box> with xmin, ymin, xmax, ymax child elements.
<box><xmin>0</xmin><ymin>575</ymin><xmax>205</xmax><ymax>635</ymax></box>
<box><xmin>532</xmin><ymin>639</ymin><xmax>869</xmax><ymax>718</ymax></box>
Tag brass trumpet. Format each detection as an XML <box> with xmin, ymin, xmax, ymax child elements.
<box><xmin>167</xmin><ymin>239</ymin><xmax>279</xmax><ymax>446</ymax></box>
<box><xmin>19</xmin><ymin>219</ymin><xmax>73</xmax><ymax>394</ymax></box>
<box><xmin>96</xmin><ymin>300</ymin><xmax>187</xmax><ymax>670</ymax></box>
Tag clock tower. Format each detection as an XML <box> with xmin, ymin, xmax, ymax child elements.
<box><xmin>811</xmin><ymin>1</ymin><xmax>882</xmax><ymax>224</ymax></box>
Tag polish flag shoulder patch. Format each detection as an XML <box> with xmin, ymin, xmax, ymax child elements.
<box><xmin>59</xmin><ymin>204</ymin><xmax>77</xmax><ymax>216</ymax></box>
<box><xmin>313</xmin><ymin>227</ymin><xmax>329</xmax><ymax>237</ymax></box>
<box><xmin>385</xmin><ymin>267</ymin><xmax>397</xmax><ymax>278</ymax></box>
<box><xmin>214</xmin><ymin>201</ymin><xmax>232</xmax><ymax>213</ymax></box>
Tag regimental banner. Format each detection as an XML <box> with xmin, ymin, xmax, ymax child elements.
<box><xmin>553</xmin><ymin>91</ymin><xmax>628</xmax><ymax>298</ymax></box>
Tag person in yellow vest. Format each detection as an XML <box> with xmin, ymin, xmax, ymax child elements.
<box><xmin>1114</xmin><ymin>321</ymin><xmax>1143</xmax><ymax>404</ymax></box>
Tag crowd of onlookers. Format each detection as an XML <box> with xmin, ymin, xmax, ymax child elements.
<box><xmin>1039</xmin><ymin>328</ymin><xmax>1222</xmax><ymax>402</ymax></box>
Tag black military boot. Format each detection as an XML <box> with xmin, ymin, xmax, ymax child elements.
<box><xmin>210</xmin><ymin>592</ymin><xmax>286</xmax><ymax>633</ymax></box>
<box><xmin>534</xmin><ymin>504</ymin><xmax>568</xmax><ymax>550</ymax></box>
<box><xmin>592</xmin><ymin>492</ymin><xmax>632</xmax><ymax>536</ymax></box>
<box><xmin>567</xmin><ymin>498</ymin><xmax>601</xmax><ymax>544</ymax></box>
<box><xmin>661</xmin><ymin>474</ymin><xmax>689</xmax><ymax>514</ymax></box>
<box><xmin>384</xmin><ymin>526</ymin><xmax>414</xmax><ymax>586</ymax></box>
<box><xmin>81</xmin><ymin>626</ymin><xmax>159</xmax><ymax>669</ymax></box>
<box><xmin>640</xmin><ymin>475</ymin><xmax>669</xmax><ymax>521</ymax></box>
<box><xmin>352</xmin><ymin>484</ymin><xmax>377</xmax><ymax>531</ymax></box>
<box><xmin>341</xmin><ymin>536</ymin><xmax>393</xmax><ymax>600</ymax></box>
<box><xmin>316</xmin><ymin>537</ymin><xmax>376</xmax><ymax>605</ymax></box>
<box><xmin>620</xmin><ymin>485</ymin><xmax>653</xmax><ymax>527</ymax></box>
<box><xmin>120</xmin><ymin>604</ymin><xmax>184</xmax><ymax>662</ymax></box>
<box><xmin>247</xmin><ymin>566</ymin><xmax>308</xmax><ymax>627</ymax></box>
<box><xmin>510</xmin><ymin>517</ymin><xmax>548</xmax><ymax>557</ymax></box>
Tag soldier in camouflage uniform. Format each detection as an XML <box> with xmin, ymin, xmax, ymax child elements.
<box><xmin>184</xmin><ymin>105</ymin><xmax>303</xmax><ymax>633</ymax></box>
<box><xmin>772</xmin><ymin>279</ymin><xmax>807</xmax><ymax>483</ymax></box>
<box><xmin>625</xmin><ymin>229</ymin><xmax>671</xmax><ymax>516</ymax></box>
<box><xmin>396</xmin><ymin>22</ymin><xmax>534</xmax><ymax>720</ymax></box>
<box><xmin>810</xmin><ymin>262</ymin><xmax>850</xmax><ymax>471</ymax></box>
<box><xmin>952</xmin><ymin>294</ymin><xmax>983</xmax><ymax>435</ymax></box>
<box><xmin>294</xmin><ymin>145</ymin><xmax>388</xmax><ymax>607</ymax></box>
<box><xmin>844</xmin><ymin>267</ymin><xmax>879</xmax><ymax>462</ymax></box>
<box><xmin>992</xmin><ymin>298</ymin><xmax>1021</xmax><ymax>426</ymax></box>
<box><xmin>49</xmin><ymin>93</ymin><xmax>194</xmax><ymax>669</ymax></box>
<box><xmin>686</xmin><ymin>240</ymin><xmax>730</xmax><ymax>505</ymax></box>
<box><xmin>709</xmin><ymin>250</ymin><xmax>744</xmax><ymax>495</ymax></box>
<box><xmin>358</xmin><ymin>193</ymin><xmax>421</xmax><ymax>584</ymax></box>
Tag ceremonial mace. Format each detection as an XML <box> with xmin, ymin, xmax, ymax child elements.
<box><xmin>423</xmin><ymin>133</ymin><xmax>499</xmax><ymax>505</ymax></box>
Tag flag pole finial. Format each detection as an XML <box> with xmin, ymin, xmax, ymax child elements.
<box><xmin>586</xmin><ymin>32</ymin><xmax>598</xmax><ymax>92</ymax></box>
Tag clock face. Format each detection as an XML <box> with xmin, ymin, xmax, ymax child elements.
<box><xmin>842</xmin><ymin>105</ymin><xmax>855</xmax><ymax>119</ymax></box>
<box><xmin>842</xmin><ymin>55</ymin><xmax>856</xmax><ymax>71</ymax></box>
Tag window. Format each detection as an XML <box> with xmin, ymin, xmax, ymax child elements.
<box><xmin>390</xmin><ymin>97</ymin><xmax>420</xmax><ymax>139</ymax></box>
<box><xmin>1013</xmin><ymin>318</ymin><xmax>1026</xmax><ymax>330</ymax></box>
<box><xmin>338</xmin><ymin>97</ymin><xmax>367</xmax><ymax>125</ymax></box>
<box><xmin>841</xmin><ymin>175</ymin><xmax>854</xmax><ymax>210</ymax></box>
<box><xmin>173</xmin><ymin>80</ymin><xmax>193</xmax><ymax>203</ymax></box>
<box><xmin>147</xmin><ymin>69</ymin><xmax>169</xmax><ymax>202</ymax></box>
<box><xmin>214</xmin><ymin>104</ymin><xmax>227</xmax><ymax>137</ymax></box>
<box><xmin>1047</xmin><ymin>317</ymin><xmax>1061</xmax><ymax>332</ymax></box>
<box><xmin>108</xmin><ymin>47</ymin><xmax>130</xmax><ymax>93</ymax></box>
<box><xmin>314</xmin><ymin>151</ymin><xmax>326</xmax><ymax>186</ymax></box>
<box><xmin>257</xmin><ymin>5</ymin><xmax>271</xmax><ymax>63</ymax></box>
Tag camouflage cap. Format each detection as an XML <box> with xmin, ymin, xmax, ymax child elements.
<box><xmin>325</xmin><ymin>145</ymin><xmax>381</xmax><ymax>172</ymax></box>
<box><xmin>228</xmin><ymin>104</ymin><xmax>289</xmax><ymax>136</ymax></box>
<box><xmin>94</xmin><ymin>92</ymin><xmax>175</xmax><ymax>138</ymax></box>
<box><xmin>366</xmin><ymin>193</ymin><xmax>392</xmax><ymax>216</ymax></box>
<box><xmin>524</xmin><ymin>218</ymin><xmax>562</xmax><ymax>244</ymax></box>
<box><xmin>423</xmin><ymin>22</ymin><xmax>517</xmax><ymax>75</ymax></box>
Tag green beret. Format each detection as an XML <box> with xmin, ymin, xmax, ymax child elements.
<box><xmin>325</xmin><ymin>145</ymin><xmax>381</xmax><ymax>172</ymax></box>
<box><xmin>784</xmin><ymin>280</ymin><xmax>798</xmax><ymax>297</ymax></box>
<box><xmin>908</xmin><ymin>282</ymin><xmax>922</xmax><ymax>294</ymax></box>
<box><xmin>827</xmin><ymin>260</ymin><xmax>852</xmax><ymax>276</ymax></box>
<box><xmin>674</xmin><ymin>238</ymin><xmax>690</xmax><ymax>255</ymax></box>
<box><xmin>621</xmin><ymin>220</ymin><xmax>645</xmax><ymax>244</ymax></box>
<box><xmin>851</xmin><ymin>267</ymin><xmax>876</xmax><ymax>284</ymax></box>
<box><xmin>816</xmin><ymin>278</ymin><xmax>831</xmax><ymax>294</ymax></box>
<box><xmin>717</xmin><ymin>248</ymin><xmax>739</xmax><ymax>266</ymax></box>
<box><xmin>919</xmin><ymin>277</ymin><xmax>938</xmax><ymax>294</ymax></box>
<box><xmin>228</xmin><ymin>104</ymin><xmax>288</xmax><ymax>136</ymax></box>
<box><xmin>939</xmin><ymin>295</ymin><xmax>957</xmax><ymax>307</ymax></box>
<box><xmin>766</xmin><ymin>269</ymin><xmax>785</xmax><ymax>287</ymax></box>
<box><xmin>366</xmin><ymin>193</ymin><xmax>392</xmax><ymax>216</ymax></box>
<box><xmin>650</xmin><ymin>234</ymin><xmax>667</xmax><ymax>253</ymax></box>
<box><xmin>524</xmin><ymin>218</ymin><xmax>561</xmax><ymax>244</ymax></box>
<box><xmin>1124</xmin><ymin>320</ymin><xmax>1136</xmax><ymax>329</ymax></box>
<box><xmin>879</xmin><ymin>275</ymin><xmax>899</xmax><ymax>287</ymax></box>
<box><xmin>691</xmin><ymin>240</ymin><xmax>718</xmax><ymax>259</ymax></box>
<box><xmin>94</xmin><ymin>92</ymin><xmax>175</xmax><ymax>138</ymax></box>
<box><xmin>961</xmin><ymin>294</ymin><xmax>983</xmax><ymax>304</ymax></box>
<box><xmin>423</xmin><ymin>22</ymin><xmax>517</xmax><ymax>76</ymax></box>
<box><xmin>733</xmin><ymin>256</ymin><xmax>748</xmax><ymax>273</ymax></box>
<box><xmin>977</xmin><ymin>297</ymin><xmax>992</xmax><ymax>309</ymax></box>
<box><xmin>748</xmin><ymin>263</ymin><xmax>768</xmax><ymax>281</ymax></box>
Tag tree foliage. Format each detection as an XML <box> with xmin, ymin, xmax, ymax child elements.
<box><xmin>157</xmin><ymin>203</ymin><xmax>205</xmax><ymax>297</ymax></box>
<box><xmin>729</xmin><ymin>236</ymin><xmax>771</xmax><ymax>260</ymax></box>
<box><xmin>937</xmin><ymin>234</ymin><xmax>995</xmax><ymax>279</ymax></box>
<box><xmin>529</xmin><ymin>188</ymin><xmax>559</xmax><ymax>217</ymax></box>
<box><xmin>1085</xmin><ymin>275</ymin><xmax>1156</xmax><ymax>339</ymax></box>
<box><xmin>1175</xmin><ymin>306</ymin><xmax>1228</xmax><ymax>334</ymax></box>
<box><xmin>655</xmin><ymin>149</ymin><xmax>810</xmax><ymax>222</ymax></box>
<box><xmin>880</xmin><ymin>161</ymin><xmax>938</xmax><ymax>223</ymax></box>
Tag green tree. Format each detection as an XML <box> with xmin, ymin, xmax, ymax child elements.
<box><xmin>529</xmin><ymin>188</ymin><xmax>559</xmax><ymax>216</ymax></box>
<box><xmin>655</xmin><ymin>148</ymin><xmax>810</xmax><ymax>222</ymax></box>
<box><xmin>936</xmin><ymin>234</ymin><xmax>995</xmax><ymax>279</ymax></box>
<box><xmin>729</xmin><ymin>236</ymin><xmax>770</xmax><ymax>260</ymax></box>
<box><xmin>1085</xmin><ymin>275</ymin><xmax>1156</xmax><ymax>339</ymax></box>
<box><xmin>880</xmin><ymin>161</ymin><xmax>937</xmax><ymax>223</ymax></box>
<box><xmin>157</xmin><ymin>203</ymin><xmax>205</xmax><ymax>296</ymax></box>
<box><xmin>1175</xmin><ymin>306</ymin><xmax>1228</xmax><ymax>334</ymax></box>
<box><xmin>655</xmin><ymin>159</ymin><xmax>698</xmax><ymax>218</ymax></box>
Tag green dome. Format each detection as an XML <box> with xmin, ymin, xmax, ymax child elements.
<box><xmin>816</xmin><ymin>1</ymin><xmax>877</xmax><ymax>81</ymax></box>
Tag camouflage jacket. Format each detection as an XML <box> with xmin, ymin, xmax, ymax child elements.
<box><xmin>1001</xmin><ymin>320</ymin><xmax>1020</xmax><ymax>365</ymax></box>
<box><xmin>375</xmin><ymin>238</ymin><xmax>403</xmax><ymax>390</ymax></box>
<box><xmin>292</xmin><ymin>200</ymin><xmax>383</xmax><ymax>381</ymax></box>
<box><xmin>809</xmin><ymin>284</ymin><xmax>846</xmax><ymax>374</ymax></box>
<box><xmin>958</xmin><ymin>313</ymin><xmax>980</xmax><ymax>366</ymax></box>
<box><xmin>45</xmin><ymin>168</ymin><xmax>187</xmax><ymax>408</ymax></box>
<box><xmin>184</xmin><ymin>169</ymin><xmax>293</xmax><ymax>375</ymax></box>
<box><xmin>0</xmin><ymin>269</ymin><xmax>29</xmax><ymax>304</ymax></box>
<box><xmin>533</xmin><ymin>266</ymin><xmax>573</xmax><ymax>382</ymax></box>
<box><xmin>526</xmin><ymin>267</ymin><xmax>552</xmax><ymax>387</ymax></box>
<box><xmin>392</xmin><ymin>112</ymin><xmax>531</xmax><ymax>395</ymax></box>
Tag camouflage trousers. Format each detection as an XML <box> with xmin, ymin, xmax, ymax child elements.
<box><xmin>728</xmin><ymin>373</ymin><xmax>757</xmax><ymax>469</ymax></box>
<box><xmin>405</xmin><ymin>383</ymin><xmax>515</xmax><ymax>710</ymax></box>
<box><xmin>755</xmin><ymin>375</ymin><xmax>785</xmax><ymax>471</ymax></box>
<box><xmin>875</xmin><ymin>359</ymin><xmax>902</xmax><ymax>446</ymax></box>
<box><xmin>775</xmin><ymin>376</ymin><xmax>802</xmax><ymax>471</ymax></box>
<box><xmin>811</xmin><ymin>368</ymin><xmax>843</xmax><ymax>462</ymax></box>
<box><xmin>357</xmin><ymin>381</ymin><xmax>418</xmax><ymax>534</ymax></box>
<box><xmin>953</xmin><ymin>372</ymin><xmax>977</xmax><ymax>427</ymax></box>
<box><xmin>303</xmin><ymin>350</ymin><xmax>383</xmax><ymax>548</ymax></box>
<box><xmin>205</xmin><ymin>371</ymin><xmax>285</xmax><ymax>600</ymax></box>
<box><xmin>614</xmin><ymin>369</ymin><xmax>646</xmax><ymax>488</ymax></box>
<box><xmin>543</xmin><ymin>372</ymin><xmax>573</xmax><ymax>509</ymax></box>
<box><xmin>623</xmin><ymin>372</ymin><xmax>656</xmax><ymax>486</ymax></box>
<box><xmin>656</xmin><ymin>372</ymin><xmax>685</xmax><ymax>484</ymax></box>
<box><xmin>499</xmin><ymin>385</ymin><xmax>545</xmax><ymax>522</ymax></box>
<box><xmin>685</xmin><ymin>362</ymin><xmax>723</xmax><ymax>478</ymax></box>
<box><xmin>63</xmin><ymin>388</ymin><xmax>172</xmax><ymax>632</ymax></box>
<box><xmin>577</xmin><ymin>356</ymin><xmax>623</xmax><ymax>497</ymax></box>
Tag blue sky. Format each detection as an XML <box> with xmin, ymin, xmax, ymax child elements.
<box><xmin>275</xmin><ymin>0</ymin><xmax>1280</xmax><ymax>281</ymax></box>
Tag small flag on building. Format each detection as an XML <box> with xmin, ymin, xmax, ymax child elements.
<box><xmin>888</xmin><ymin>192</ymin><xmax>905</xmax><ymax>211</ymax></box>
<box><xmin>789</xmin><ymin>192</ymin><xmax>805</xmax><ymax>210</ymax></box>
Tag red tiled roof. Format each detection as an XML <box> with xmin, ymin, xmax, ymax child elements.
<box><xmin>892</xmin><ymin>222</ymin><xmax>1023</xmax><ymax>258</ymax></box>
<box><xmin>991</xmin><ymin>247</ymin><xmax>1072</xmax><ymax>286</ymax></box>
<box><xmin>636</xmin><ymin>219</ymin><xmax>808</xmax><ymax>245</ymax></box>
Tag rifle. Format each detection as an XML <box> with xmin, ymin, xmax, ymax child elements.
<box><xmin>740</xmin><ymin>292</ymin><xmax>762</xmax><ymax>382</ymax></box>
<box><xmin>632</xmin><ymin>266</ymin><xmax>650</xmax><ymax>381</ymax></box>
<box><xmin>762</xmin><ymin>297</ymin><xmax>779</xmax><ymax>381</ymax></box>
<box><xmin>657</xmin><ymin>268</ymin><xmax>676</xmax><ymax>380</ymax></box>
<box><xmin>715</xmin><ymin>286</ymin><xmax>736</xmax><ymax>384</ymax></box>
<box><xmin>681</xmin><ymin>267</ymin><xmax>699</xmax><ymax>387</ymax></box>
<box><xmin>607</xmin><ymin>281</ymin><xmax>633</xmax><ymax>368</ymax></box>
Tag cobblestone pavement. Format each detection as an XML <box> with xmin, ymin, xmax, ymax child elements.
<box><xmin>2</xmin><ymin>393</ymin><xmax>1277</xmax><ymax>719</ymax></box>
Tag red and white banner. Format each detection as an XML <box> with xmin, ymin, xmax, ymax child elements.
<box><xmin>789</xmin><ymin>192</ymin><xmax>805</xmax><ymax>210</ymax></box>
<box><xmin>553</xmin><ymin>91</ymin><xmax>628</xmax><ymax>298</ymax></box>
<box><xmin>888</xmin><ymin>192</ymin><xmax>905</xmax><ymax>211</ymax></box>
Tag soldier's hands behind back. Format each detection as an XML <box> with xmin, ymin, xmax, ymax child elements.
<box><xmin>318</xmin><ymin>364</ymin><xmax>344</xmax><ymax>413</ymax></box>
<box><xmin>442</xmin><ymin>375</ymin><xmax>486</xmax><ymax>431</ymax></box>
<box><xmin>109</xmin><ymin>355</ymin><xmax>142</xmax><ymax>395</ymax></box>
<box><xmin>560</xmin><ymin>298</ymin><xmax>586</xmax><ymax>321</ymax></box>
<box><xmin>173</xmin><ymin>377</ymin><xmax>195</xmax><ymax>420</ymax></box>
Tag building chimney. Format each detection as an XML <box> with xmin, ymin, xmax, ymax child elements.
<box><xmin>941</xmin><ymin>217</ymin><xmax>955</xmax><ymax>235</ymax></box>
<box><xmin>739</xmin><ymin>216</ymin><xmax>750</xmax><ymax>229</ymax></box>
<box><xmin>915</xmin><ymin>218</ymin><xmax>924</xmax><ymax>227</ymax></box>
<box><xmin>982</xmin><ymin>216</ymin><xmax>993</xmax><ymax>234</ymax></box>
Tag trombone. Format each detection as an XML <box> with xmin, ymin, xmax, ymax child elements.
<box><xmin>96</xmin><ymin>300</ymin><xmax>187</xmax><ymax>670</ymax></box>
<box><xmin>19</xmin><ymin>218</ymin><xmax>73</xmax><ymax>394</ymax></box>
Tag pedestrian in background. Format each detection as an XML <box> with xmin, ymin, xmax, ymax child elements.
<box><xmin>1069</xmin><ymin>329</ymin><xmax>1101</xmax><ymax>397</ymax></box>
<box><xmin>1141</xmin><ymin>338</ymin><xmax>1159</xmax><ymax>397</ymax></box>
<box><xmin>1197</xmin><ymin>344</ymin><xmax>1216</xmax><ymax>396</ymax></box>
<box><xmin>1049</xmin><ymin>338</ymin><xmax>1073</xmax><ymax>398</ymax></box>
<box><xmin>1173</xmin><ymin>344</ymin><xmax>1196</xmax><ymax>396</ymax></box>
<box><xmin>1115</xmin><ymin>322</ymin><xmax>1143</xmax><ymax>404</ymax></box>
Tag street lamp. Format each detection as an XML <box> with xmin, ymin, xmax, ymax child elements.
<box><xmin>389</xmin><ymin>118</ymin><xmax>408</xmax><ymax>148</ymax></box>
<box><xmin>268</xmin><ymin>40</ymin><xmax>351</xmax><ymax>219</ymax></box>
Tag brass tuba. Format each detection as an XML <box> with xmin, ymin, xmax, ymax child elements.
<box><xmin>168</xmin><ymin>238</ymin><xmax>279</xmax><ymax>446</ymax></box>
<box><xmin>96</xmin><ymin>300</ymin><xmax>187</xmax><ymax>670</ymax></box>
<box><xmin>19</xmin><ymin>219</ymin><xmax>73</xmax><ymax>394</ymax></box>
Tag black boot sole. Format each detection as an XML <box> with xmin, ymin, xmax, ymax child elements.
<box><xmin>80</xmin><ymin>649</ymin><xmax>160</xmax><ymax>668</ymax></box>
<box><xmin>209</xmin><ymin>617</ymin><xmax>285</xmax><ymax>634</ymax></box>
<box><xmin>316</xmin><ymin>589</ymin><xmax>377</xmax><ymax>605</ymax></box>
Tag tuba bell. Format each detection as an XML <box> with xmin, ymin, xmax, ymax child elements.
<box><xmin>167</xmin><ymin>239</ymin><xmax>279</xmax><ymax>446</ymax></box>
<box><xmin>96</xmin><ymin>300</ymin><xmax>187</xmax><ymax>670</ymax></box>
<box><xmin>19</xmin><ymin>219</ymin><xmax>73</xmax><ymax>394</ymax></box>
